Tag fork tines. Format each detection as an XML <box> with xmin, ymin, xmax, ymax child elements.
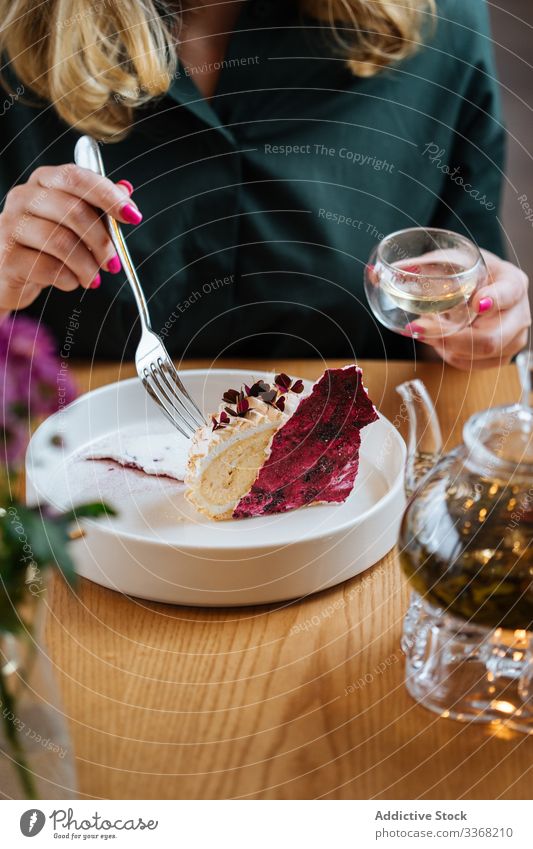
<box><xmin>140</xmin><ymin>356</ymin><xmax>205</xmax><ymax>439</ymax></box>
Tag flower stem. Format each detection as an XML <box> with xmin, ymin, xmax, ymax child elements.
<box><xmin>0</xmin><ymin>667</ymin><xmax>39</xmax><ymax>799</ymax></box>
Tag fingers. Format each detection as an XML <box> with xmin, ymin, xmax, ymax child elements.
<box><xmin>436</xmin><ymin>333</ymin><xmax>529</xmax><ymax>371</ymax></box>
<box><xmin>429</xmin><ymin>309</ymin><xmax>527</xmax><ymax>359</ymax></box>
<box><xmin>426</xmin><ymin>305</ymin><xmax>530</xmax><ymax>368</ymax></box>
<box><xmin>13</xmin><ymin>217</ymin><xmax>101</xmax><ymax>289</ymax></box>
<box><xmin>2</xmin><ymin>245</ymin><xmax>81</xmax><ymax>296</ymax></box>
<box><xmin>419</xmin><ymin>251</ymin><xmax>531</xmax><ymax>371</ymax></box>
<box><xmin>116</xmin><ymin>179</ymin><xmax>134</xmax><ymax>195</ymax></box>
<box><xmin>0</xmin><ymin>166</ymin><xmax>137</xmax><ymax>312</ymax></box>
<box><xmin>6</xmin><ymin>186</ymin><xmax>120</xmax><ymax>273</ymax></box>
<box><xmin>29</xmin><ymin>164</ymin><xmax>142</xmax><ymax>225</ymax></box>
<box><xmin>471</xmin><ymin>259</ymin><xmax>529</xmax><ymax>315</ymax></box>
<box><xmin>441</xmin><ymin>356</ymin><xmax>509</xmax><ymax>372</ymax></box>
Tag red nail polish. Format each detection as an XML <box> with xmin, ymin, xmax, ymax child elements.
<box><xmin>90</xmin><ymin>273</ymin><xmax>101</xmax><ymax>289</ymax></box>
<box><xmin>478</xmin><ymin>297</ymin><xmax>493</xmax><ymax>314</ymax></box>
<box><xmin>405</xmin><ymin>322</ymin><xmax>425</xmax><ymax>339</ymax></box>
<box><xmin>121</xmin><ymin>203</ymin><xmax>143</xmax><ymax>225</ymax></box>
<box><xmin>117</xmin><ymin>179</ymin><xmax>134</xmax><ymax>195</ymax></box>
<box><xmin>107</xmin><ymin>255</ymin><xmax>122</xmax><ymax>274</ymax></box>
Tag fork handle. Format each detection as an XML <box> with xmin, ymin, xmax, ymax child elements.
<box><xmin>74</xmin><ymin>136</ymin><xmax>152</xmax><ymax>331</ymax></box>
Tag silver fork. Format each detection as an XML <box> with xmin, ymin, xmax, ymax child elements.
<box><xmin>74</xmin><ymin>135</ymin><xmax>206</xmax><ymax>438</ymax></box>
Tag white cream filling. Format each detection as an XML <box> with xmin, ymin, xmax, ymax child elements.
<box><xmin>185</xmin><ymin>382</ymin><xmax>307</xmax><ymax>518</ymax></box>
<box><xmin>193</xmin><ymin>419</ymin><xmax>276</xmax><ymax>477</ymax></box>
<box><xmin>186</xmin><ymin>419</ymin><xmax>278</xmax><ymax>516</ymax></box>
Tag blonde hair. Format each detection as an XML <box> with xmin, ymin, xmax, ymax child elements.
<box><xmin>0</xmin><ymin>0</ymin><xmax>435</xmax><ymax>141</ymax></box>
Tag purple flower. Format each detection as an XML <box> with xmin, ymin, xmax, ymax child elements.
<box><xmin>0</xmin><ymin>316</ymin><xmax>77</xmax><ymax>466</ymax></box>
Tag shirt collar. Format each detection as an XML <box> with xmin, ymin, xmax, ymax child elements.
<box><xmin>166</xmin><ymin>64</ymin><xmax>235</xmax><ymax>139</ymax></box>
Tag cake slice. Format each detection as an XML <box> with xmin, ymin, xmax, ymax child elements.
<box><xmin>185</xmin><ymin>366</ymin><xmax>377</xmax><ymax>520</ymax></box>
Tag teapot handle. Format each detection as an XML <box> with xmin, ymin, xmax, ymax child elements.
<box><xmin>396</xmin><ymin>380</ymin><xmax>443</xmax><ymax>497</ymax></box>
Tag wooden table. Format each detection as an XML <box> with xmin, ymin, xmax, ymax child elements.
<box><xmin>45</xmin><ymin>359</ymin><xmax>533</xmax><ymax>800</ymax></box>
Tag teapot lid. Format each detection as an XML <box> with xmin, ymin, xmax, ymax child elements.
<box><xmin>464</xmin><ymin>351</ymin><xmax>533</xmax><ymax>479</ymax></box>
<box><xmin>464</xmin><ymin>404</ymin><xmax>533</xmax><ymax>477</ymax></box>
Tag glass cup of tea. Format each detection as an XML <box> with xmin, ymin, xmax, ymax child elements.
<box><xmin>364</xmin><ymin>227</ymin><xmax>488</xmax><ymax>339</ymax></box>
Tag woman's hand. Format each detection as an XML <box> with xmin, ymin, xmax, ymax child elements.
<box><xmin>0</xmin><ymin>164</ymin><xmax>141</xmax><ymax>312</ymax></box>
<box><xmin>419</xmin><ymin>249</ymin><xmax>530</xmax><ymax>370</ymax></box>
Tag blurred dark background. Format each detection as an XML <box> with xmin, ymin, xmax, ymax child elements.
<box><xmin>490</xmin><ymin>0</ymin><xmax>533</xmax><ymax>293</ymax></box>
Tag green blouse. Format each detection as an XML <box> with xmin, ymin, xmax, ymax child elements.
<box><xmin>1</xmin><ymin>0</ymin><xmax>505</xmax><ymax>360</ymax></box>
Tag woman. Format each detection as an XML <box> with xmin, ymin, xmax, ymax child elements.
<box><xmin>0</xmin><ymin>0</ymin><xmax>529</xmax><ymax>366</ymax></box>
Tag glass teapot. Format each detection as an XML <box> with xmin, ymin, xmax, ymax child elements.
<box><xmin>397</xmin><ymin>351</ymin><xmax>533</xmax><ymax>732</ymax></box>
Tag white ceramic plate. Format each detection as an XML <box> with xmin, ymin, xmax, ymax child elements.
<box><xmin>26</xmin><ymin>369</ymin><xmax>406</xmax><ymax>606</ymax></box>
